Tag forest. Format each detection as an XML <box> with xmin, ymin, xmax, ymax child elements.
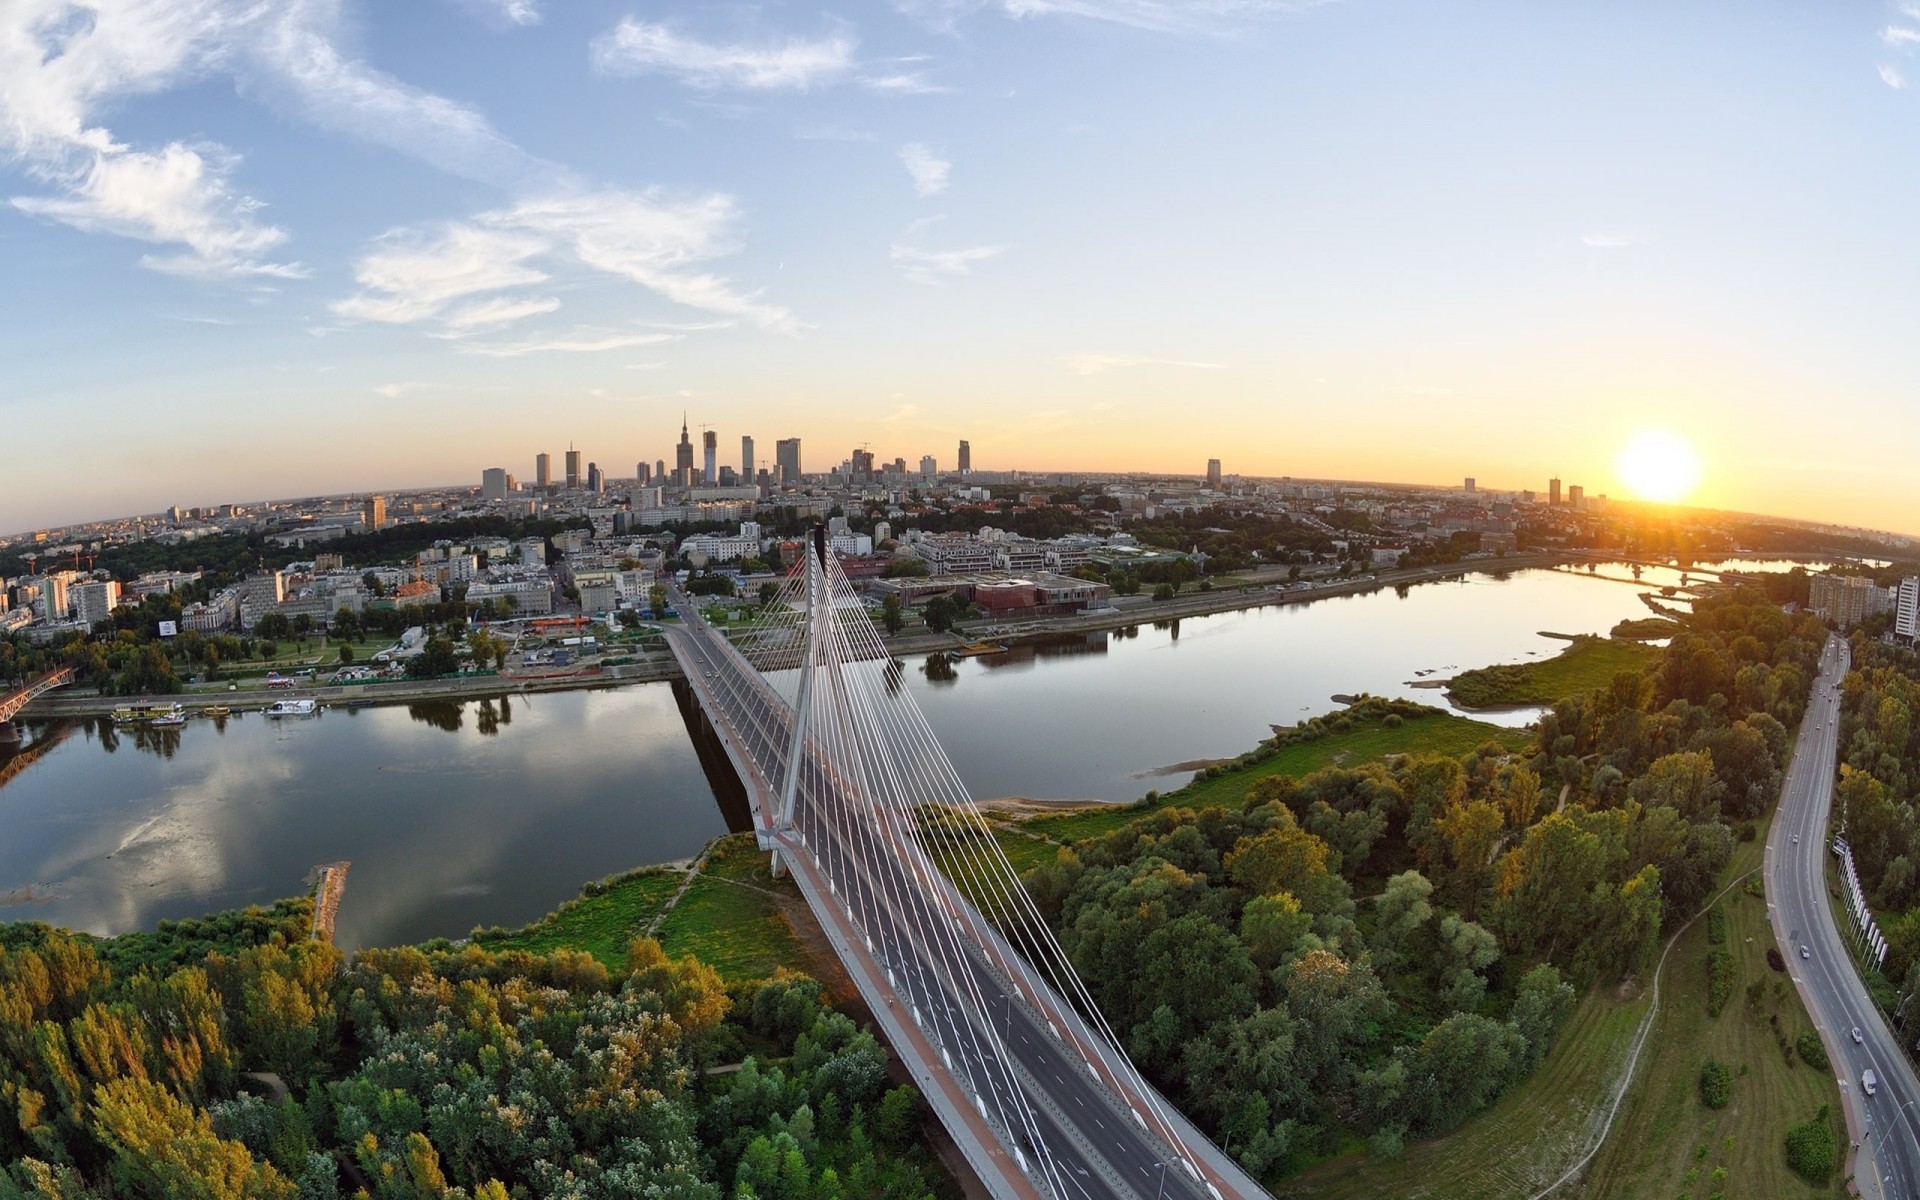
<box><xmin>1020</xmin><ymin>586</ymin><xmax>1823</xmax><ymax>1173</ymax></box>
<box><xmin>0</xmin><ymin>913</ymin><xmax>944</xmax><ymax>1200</ymax></box>
<box><xmin>1826</xmin><ymin>635</ymin><xmax>1920</xmax><ymax>996</ymax></box>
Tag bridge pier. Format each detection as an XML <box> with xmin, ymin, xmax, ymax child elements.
<box><xmin>0</xmin><ymin>721</ymin><xmax>19</xmax><ymax>750</ymax></box>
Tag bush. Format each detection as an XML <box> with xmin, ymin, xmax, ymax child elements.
<box><xmin>1784</xmin><ymin>1108</ymin><xmax>1836</xmax><ymax>1182</ymax></box>
<box><xmin>1706</xmin><ymin>905</ymin><xmax>1726</xmax><ymax>945</ymax></box>
<box><xmin>1796</xmin><ymin>1029</ymin><xmax>1829</xmax><ymax>1069</ymax></box>
<box><xmin>1706</xmin><ymin>950</ymin><xmax>1735</xmax><ymax>1016</ymax></box>
<box><xmin>1734</xmin><ymin>820</ymin><xmax>1758</xmax><ymax>842</ymax></box>
<box><xmin>1766</xmin><ymin>947</ymin><xmax>1786</xmax><ymax>972</ymax></box>
<box><xmin>1383</xmin><ymin>714</ymin><xmax>1403</xmax><ymax>729</ymax></box>
<box><xmin>1699</xmin><ymin>1058</ymin><xmax>1731</xmax><ymax>1109</ymax></box>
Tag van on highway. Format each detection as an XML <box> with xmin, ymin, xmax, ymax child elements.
<box><xmin>1863</xmin><ymin>1068</ymin><xmax>1879</xmax><ymax>1097</ymax></box>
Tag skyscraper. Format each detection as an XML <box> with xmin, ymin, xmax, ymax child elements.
<box><xmin>565</xmin><ymin>446</ymin><xmax>582</xmax><ymax>490</ymax></box>
<box><xmin>920</xmin><ymin>455</ymin><xmax>937</xmax><ymax>477</ymax></box>
<box><xmin>1549</xmin><ymin>477</ymin><xmax>1562</xmax><ymax>506</ymax></box>
<box><xmin>482</xmin><ymin>467</ymin><xmax>508</xmax><ymax>502</ymax></box>
<box><xmin>676</xmin><ymin>417</ymin><xmax>695</xmax><ymax>486</ymax></box>
<box><xmin>702</xmin><ymin>429</ymin><xmax>717</xmax><ymax>485</ymax></box>
<box><xmin>1463</xmin><ymin>477</ymin><xmax>1476</xmax><ymax>494</ymax></box>
<box><xmin>656</xmin><ymin>458</ymin><xmax>667</xmax><ymax>483</ymax></box>
<box><xmin>364</xmin><ymin>494</ymin><xmax>386</xmax><ymax>531</ymax></box>
<box><xmin>535</xmin><ymin>453</ymin><xmax>551</xmax><ymax>489</ymax></box>
<box><xmin>958</xmin><ymin>440</ymin><xmax>971</xmax><ymax>475</ymax></box>
<box><xmin>636</xmin><ymin>461</ymin><xmax>651</xmax><ymax>485</ymax></box>
<box><xmin>776</xmin><ymin>437</ymin><xmax>802</xmax><ymax>482</ymax></box>
<box><xmin>1568</xmin><ymin>485</ymin><xmax>1584</xmax><ymax>511</ymax></box>
<box><xmin>851</xmin><ymin>448</ymin><xmax>875</xmax><ymax>482</ymax></box>
<box><xmin>741</xmin><ymin>435</ymin><xmax>754</xmax><ymax>480</ymax></box>
<box><xmin>587</xmin><ymin>462</ymin><xmax>604</xmax><ymax>494</ymax></box>
<box><xmin>1206</xmin><ymin>458</ymin><xmax>1222</xmax><ymax>488</ymax></box>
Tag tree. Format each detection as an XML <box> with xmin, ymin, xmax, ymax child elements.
<box><xmin>407</xmin><ymin>638</ymin><xmax>460</xmax><ymax>680</ymax></box>
<box><xmin>922</xmin><ymin>596</ymin><xmax>959</xmax><ymax>633</ymax></box>
<box><xmin>881</xmin><ymin>594</ymin><xmax>904</xmax><ymax>635</ymax></box>
<box><xmin>337</xmin><ymin>645</ymin><xmax>353</xmax><ymax>666</ymax></box>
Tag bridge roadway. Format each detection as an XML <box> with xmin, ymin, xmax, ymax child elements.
<box><xmin>664</xmin><ymin>592</ymin><xmax>1267</xmax><ymax>1200</ymax></box>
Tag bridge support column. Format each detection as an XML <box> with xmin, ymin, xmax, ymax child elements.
<box><xmin>0</xmin><ymin>721</ymin><xmax>18</xmax><ymax>749</ymax></box>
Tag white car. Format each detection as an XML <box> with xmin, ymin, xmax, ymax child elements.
<box><xmin>1793</xmin><ymin>834</ymin><xmax>1800</xmax><ymax>844</ymax></box>
<box><xmin>1852</xmin><ymin>1027</ymin><xmax>1865</xmax><ymax>1044</ymax></box>
<box><xmin>1801</xmin><ymin>945</ymin><xmax>1811</xmax><ymax>960</ymax></box>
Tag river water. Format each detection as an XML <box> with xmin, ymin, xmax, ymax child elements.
<box><xmin>0</xmin><ymin>559</ymin><xmax>1807</xmax><ymax>949</ymax></box>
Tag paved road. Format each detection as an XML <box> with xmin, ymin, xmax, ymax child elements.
<box><xmin>667</xmin><ymin>588</ymin><xmax>1264</xmax><ymax>1200</ymax></box>
<box><xmin>1767</xmin><ymin>634</ymin><xmax>1920</xmax><ymax>1200</ymax></box>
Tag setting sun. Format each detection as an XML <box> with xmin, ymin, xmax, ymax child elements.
<box><xmin>1616</xmin><ymin>429</ymin><xmax>1703</xmax><ymax>504</ymax></box>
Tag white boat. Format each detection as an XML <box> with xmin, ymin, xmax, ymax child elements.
<box><xmin>264</xmin><ymin>699</ymin><xmax>317</xmax><ymax>717</ymax></box>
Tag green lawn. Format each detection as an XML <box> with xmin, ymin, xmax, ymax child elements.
<box><xmin>475</xmin><ymin>868</ymin><xmax>684</xmax><ymax>969</ymax></box>
<box><xmin>1447</xmin><ymin>637</ymin><xmax>1659</xmax><ymax>709</ymax></box>
<box><xmin>654</xmin><ymin>833</ymin><xmax>806</xmax><ymax>983</ymax></box>
<box><xmin>1278</xmin><ymin>811</ymin><xmax>1843</xmax><ymax>1200</ymax></box>
<box><xmin>1025</xmin><ymin>712</ymin><xmax>1529</xmax><ymax>845</ymax></box>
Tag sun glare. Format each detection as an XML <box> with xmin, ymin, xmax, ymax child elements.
<box><xmin>1616</xmin><ymin>429</ymin><xmax>1703</xmax><ymax>504</ymax></box>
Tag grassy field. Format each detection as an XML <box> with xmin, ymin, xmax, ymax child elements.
<box><xmin>1447</xmin><ymin>637</ymin><xmax>1660</xmax><ymax>709</ymax></box>
<box><xmin>1025</xmin><ymin>711</ymin><xmax>1529</xmax><ymax>845</ymax></box>
<box><xmin>654</xmin><ymin>833</ymin><xmax>807</xmax><ymax>983</ymax></box>
<box><xmin>1275</xmin><ymin>817</ymin><xmax>1844</xmax><ymax>1199</ymax></box>
<box><xmin>475</xmin><ymin>868</ymin><xmax>684</xmax><ymax>969</ymax></box>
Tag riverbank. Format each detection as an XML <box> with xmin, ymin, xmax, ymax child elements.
<box><xmin>19</xmin><ymin>551</ymin><xmax>1569</xmax><ymax>720</ymax></box>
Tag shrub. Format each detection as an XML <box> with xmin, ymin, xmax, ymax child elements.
<box><xmin>1706</xmin><ymin>905</ymin><xmax>1726</xmax><ymax>945</ymax></box>
<box><xmin>1784</xmin><ymin>1108</ymin><xmax>1836</xmax><ymax>1182</ymax></box>
<box><xmin>1699</xmin><ymin>1058</ymin><xmax>1731</xmax><ymax>1109</ymax></box>
<box><xmin>1795</xmin><ymin>1029</ymin><xmax>1829</xmax><ymax>1069</ymax></box>
<box><xmin>1706</xmin><ymin>950</ymin><xmax>1735</xmax><ymax>1016</ymax></box>
<box><xmin>1383</xmin><ymin>714</ymin><xmax>1403</xmax><ymax>729</ymax></box>
<box><xmin>1766</xmin><ymin>947</ymin><xmax>1786</xmax><ymax>972</ymax></box>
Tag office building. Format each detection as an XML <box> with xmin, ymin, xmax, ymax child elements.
<box><xmin>656</xmin><ymin>458</ymin><xmax>667</xmax><ymax>483</ymax></box>
<box><xmin>1897</xmin><ymin>577</ymin><xmax>1919</xmax><ymax>642</ymax></box>
<box><xmin>703</xmin><ymin>429</ymin><xmax>718</xmax><ymax>485</ymax></box>
<box><xmin>920</xmin><ymin>455</ymin><xmax>937</xmax><ymax>477</ymax></box>
<box><xmin>535</xmin><ymin>452</ymin><xmax>551</xmax><ymax>489</ymax></box>
<box><xmin>776</xmin><ymin>437</ymin><xmax>802</xmax><ymax>482</ymax></box>
<box><xmin>1549</xmin><ymin>477</ymin><xmax>1562</xmax><ymax>506</ymax></box>
<box><xmin>676</xmin><ymin>418</ymin><xmax>696</xmax><ymax>486</ymax></box>
<box><xmin>1207</xmin><ymin>458</ymin><xmax>1222</xmax><ymax>488</ymax></box>
<box><xmin>364</xmin><ymin>494</ymin><xmax>386</xmax><ymax>531</ymax></box>
<box><xmin>958</xmin><ymin>440</ymin><xmax>972</xmax><ymax>475</ymax></box>
<box><xmin>1463</xmin><ymin>477</ymin><xmax>1476</xmax><ymax>494</ymax></box>
<box><xmin>1568</xmin><ymin>485</ymin><xmax>1584</xmax><ymax>511</ymax></box>
<box><xmin>587</xmin><ymin>462</ymin><xmax>604</xmax><ymax>494</ymax></box>
<box><xmin>852</xmin><ymin>448</ymin><xmax>875</xmax><ymax>482</ymax></box>
<box><xmin>481</xmin><ymin>467</ymin><xmax>508</xmax><ymax>502</ymax></box>
<box><xmin>565</xmin><ymin>447</ymin><xmax>582</xmax><ymax>490</ymax></box>
<box><xmin>741</xmin><ymin>435</ymin><xmax>755</xmax><ymax>481</ymax></box>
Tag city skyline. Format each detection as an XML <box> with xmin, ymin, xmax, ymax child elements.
<box><xmin>7</xmin><ymin>3</ymin><xmax>1920</xmax><ymax>532</ymax></box>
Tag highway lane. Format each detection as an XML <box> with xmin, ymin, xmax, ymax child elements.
<box><xmin>1767</xmin><ymin>635</ymin><xmax>1920</xmax><ymax>1200</ymax></box>
<box><xmin>668</xmin><ymin>597</ymin><xmax>1246</xmax><ymax>1200</ymax></box>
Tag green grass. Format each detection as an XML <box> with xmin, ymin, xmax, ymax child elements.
<box><xmin>1276</xmin><ymin>810</ymin><xmax>1843</xmax><ymax>1200</ymax></box>
<box><xmin>654</xmin><ymin>833</ymin><xmax>806</xmax><ymax>983</ymax></box>
<box><xmin>1446</xmin><ymin>636</ymin><xmax>1659</xmax><ymax>708</ymax></box>
<box><xmin>475</xmin><ymin>868</ymin><xmax>684</xmax><ymax>969</ymax></box>
<box><xmin>1025</xmin><ymin>712</ymin><xmax>1529</xmax><ymax>846</ymax></box>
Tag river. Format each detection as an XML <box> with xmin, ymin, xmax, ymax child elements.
<box><xmin>0</xmin><ymin>558</ymin><xmax>1810</xmax><ymax>950</ymax></box>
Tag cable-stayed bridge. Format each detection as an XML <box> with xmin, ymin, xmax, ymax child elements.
<box><xmin>664</xmin><ymin>529</ymin><xmax>1269</xmax><ymax>1200</ymax></box>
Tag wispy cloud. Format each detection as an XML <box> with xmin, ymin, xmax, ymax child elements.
<box><xmin>899</xmin><ymin>144</ymin><xmax>952</xmax><ymax>196</ymax></box>
<box><xmin>591</xmin><ymin>18</ymin><xmax>856</xmax><ymax>90</ymax></box>
<box><xmin>459</xmin><ymin>330</ymin><xmax>682</xmax><ymax>357</ymax></box>
<box><xmin>863</xmin><ymin>72</ymin><xmax>951</xmax><ymax>95</ymax></box>
<box><xmin>895</xmin><ymin>0</ymin><xmax>1332</xmax><ymax>35</ymax></box>
<box><xmin>1056</xmin><ymin>353</ymin><xmax>1225</xmax><ymax>375</ymax></box>
<box><xmin>333</xmin><ymin>190</ymin><xmax>792</xmax><ymax>334</ymax></box>
<box><xmin>372</xmin><ymin>381</ymin><xmax>448</xmax><ymax>398</ymax></box>
<box><xmin>453</xmin><ymin>0</ymin><xmax>542</xmax><ymax>27</ymax></box>
<box><xmin>796</xmin><ymin>125</ymin><xmax>878</xmax><ymax>142</ymax></box>
<box><xmin>890</xmin><ymin>220</ymin><xmax>1006</xmax><ymax>284</ymax></box>
<box><xmin>1580</xmin><ymin>231</ymin><xmax>1643</xmax><ymax>249</ymax></box>
<box><xmin>1881</xmin><ymin>63</ymin><xmax>1908</xmax><ymax>89</ymax></box>
<box><xmin>1883</xmin><ymin>24</ymin><xmax>1920</xmax><ymax>47</ymax></box>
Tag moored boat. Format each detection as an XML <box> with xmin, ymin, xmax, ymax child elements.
<box><xmin>264</xmin><ymin>699</ymin><xmax>317</xmax><ymax>717</ymax></box>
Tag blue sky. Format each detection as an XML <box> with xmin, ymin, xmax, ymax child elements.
<box><xmin>2</xmin><ymin>1</ymin><xmax>1917</xmax><ymax>533</ymax></box>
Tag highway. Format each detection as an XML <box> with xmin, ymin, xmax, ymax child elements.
<box><xmin>1767</xmin><ymin>635</ymin><xmax>1920</xmax><ymax>1200</ymax></box>
<box><xmin>665</xmin><ymin>580</ymin><xmax>1266</xmax><ymax>1200</ymax></box>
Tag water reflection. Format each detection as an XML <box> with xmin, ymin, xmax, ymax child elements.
<box><xmin>407</xmin><ymin>701</ymin><xmax>464</xmax><ymax>732</ymax></box>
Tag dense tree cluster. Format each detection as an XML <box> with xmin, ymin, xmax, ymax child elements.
<box><xmin>1019</xmin><ymin>588</ymin><xmax>1817</xmax><ymax>1173</ymax></box>
<box><xmin>0</xmin><ymin>917</ymin><xmax>941</xmax><ymax>1200</ymax></box>
<box><xmin>1828</xmin><ymin>636</ymin><xmax>1920</xmax><ymax>990</ymax></box>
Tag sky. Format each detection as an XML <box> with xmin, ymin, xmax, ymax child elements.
<box><xmin>2</xmin><ymin>0</ymin><xmax>1919</xmax><ymax>534</ymax></box>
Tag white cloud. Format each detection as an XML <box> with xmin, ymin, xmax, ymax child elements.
<box><xmin>591</xmin><ymin>18</ymin><xmax>856</xmax><ymax>90</ymax></box>
<box><xmin>1580</xmin><ymin>231</ymin><xmax>1643</xmax><ymax>249</ymax></box>
<box><xmin>331</xmin><ymin>225</ymin><xmax>550</xmax><ymax>325</ymax></box>
<box><xmin>453</xmin><ymin>0</ymin><xmax>542</xmax><ymax>26</ymax></box>
<box><xmin>895</xmin><ymin>0</ymin><xmax>1330</xmax><ymax>34</ymax></box>
<box><xmin>372</xmin><ymin>381</ymin><xmax>447</xmax><ymax>398</ymax></box>
<box><xmin>1883</xmin><ymin>24</ymin><xmax>1920</xmax><ymax>47</ymax></box>
<box><xmin>442</xmin><ymin>295</ymin><xmax>562</xmax><ymax>329</ymax></box>
<box><xmin>1056</xmin><ymin>353</ymin><xmax>1225</xmax><ymax>375</ymax></box>
<box><xmin>1882</xmin><ymin>63</ymin><xmax>1909</xmax><ymax>89</ymax></box>
<box><xmin>863</xmin><ymin>72</ymin><xmax>950</xmax><ymax>95</ymax></box>
<box><xmin>459</xmin><ymin>330</ymin><xmax>682</xmax><ymax>357</ymax></box>
<box><xmin>899</xmin><ymin>144</ymin><xmax>952</xmax><ymax>196</ymax></box>
<box><xmin>890</xmin><ymin>239</ymin><xmax>1005</xmax><ymax>284</ymax></box>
